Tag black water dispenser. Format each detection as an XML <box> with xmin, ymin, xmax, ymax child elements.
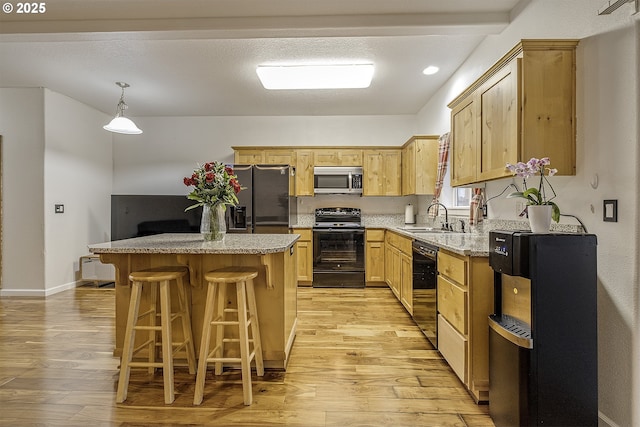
<box><xmin>488</xmin><ymin>231</ymin><xmax>598</xmax><ymax>427</ymax></box>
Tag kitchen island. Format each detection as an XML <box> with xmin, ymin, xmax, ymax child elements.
<box><xmin>89</xmin><ymin>233</ymin><xmax>299</xmax><ymax>370</ymax></box>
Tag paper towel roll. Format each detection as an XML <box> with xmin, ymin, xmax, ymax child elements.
<box><xmin>405</xmin><ymin>204</ymin><xmax>415</xmax><ymax>224</ymax></box>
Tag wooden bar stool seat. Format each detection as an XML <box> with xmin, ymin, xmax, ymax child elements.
<box><xmin>116</xmin><ymin>266</ymin><xmax>197</xmax><ymax>404</ymax></box>
<box><xmin>194</xmin><ymin>266</ymin><xmax>264</xmax><ymax>406</ymax></box>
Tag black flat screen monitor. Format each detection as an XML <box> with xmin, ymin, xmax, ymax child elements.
<box><xmin>111</xmin><ymin>195</ymin><xmax>202</xmax><ymax>241</ymax></box>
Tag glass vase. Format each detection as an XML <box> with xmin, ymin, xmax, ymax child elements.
<box><xmin>528</xmin><ymin>205</ymin><xmax>552</xmax><ymax>233</ymax></box>
<box><xmin>200</xmin><ymin>203</ymin><xmax>226</xmax><ymax>241</ymax></box>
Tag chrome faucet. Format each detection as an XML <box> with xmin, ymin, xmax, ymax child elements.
<box><xmin>427</xmin><ymin>202</ymin><xmax>450</xmax><ymax>231</ymax></box>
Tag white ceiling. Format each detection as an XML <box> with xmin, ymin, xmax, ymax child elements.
<box><xmin>0</xmin><ymin>0</ymin><xmax>525</xmax><ymax>117</ymax></box>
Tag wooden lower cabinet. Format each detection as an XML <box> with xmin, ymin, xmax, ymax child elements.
<box><xmin>437</xmin><ymin>249</ymin><xmax>493</xmax><ymax>403</ymax></box>
<box><xmin>384</xmin><ymin>231</ymin><xmax>413</xmax><ymax>314</ymax></box>
<box><xmin>400</xmin><ymin>252</ymin><xmax>412</xmax><ymax>313</ymax></box>
<box><xmin>438</xmin><ymin>314</ymin><xmax>468</xmax><ymax>384</ymax></box>
<box><xmin>292</xmin><ymin>228</ymin><xmax>313</xmax><ymax>285</ymax></box>
<box><xmin>365</xmin><ymin>229</ymin><xmax>385</xmax><ymax>285</ymax></box>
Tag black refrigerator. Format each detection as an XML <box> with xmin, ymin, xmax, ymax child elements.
<box><xmin>488</xmin><ymin>231</ymin><xmax>598</xmax><ymax>427</ymax></box>
<box><xmin>226</xmin><ymin>164</ymin><xmax>297</xmax><ymax>234</ymax></box>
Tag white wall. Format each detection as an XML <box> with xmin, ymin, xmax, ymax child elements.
<box><xmin>43</xmin><ymin>89</ymin><xmax>113</xmax><ymax>294</ymax></box>
<box><xmin>0</xmin><ymin>88</ymin><xmax>112</xmax><ymax>296</ymax></box>
<box><xmin>415</xmin><ymin>1</ymin><xmax>639</xmax><ymax>426</ymax></box>
<box><xmin>0</xmin><ymin>88</ymin><xmax>45</xmax><ymax>293</ymax></box>
<box><xmin>112</xmin><ymin>115</ymin><xmax>417</xmax><ymax>194</ymax></box>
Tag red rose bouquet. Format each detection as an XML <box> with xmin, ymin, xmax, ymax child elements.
<box><xmin>183</xmin><ymin>161</ymin><xmax>243</xmax><ymax>211</ymax></box>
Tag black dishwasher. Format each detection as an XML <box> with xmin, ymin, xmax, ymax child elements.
<box><xmin>412</xmin><ymin>241</ymin><xmax>438</xmax><ymax>348</ymax></box>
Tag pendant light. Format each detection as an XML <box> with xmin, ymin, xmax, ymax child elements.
<box><xmin>103</xmin><ymin>82</ymin><xmax>143</xmax><ymax>134</ymax></box>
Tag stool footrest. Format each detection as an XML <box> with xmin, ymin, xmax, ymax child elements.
<box><xmin>204</xmin><ymin>351</ymin><xmax>256</xmax><ymax>365</ymax></box>
<box><xmin>133</xmin><ymin>325</ymin><xmax>162</xmax><ymax>332</ymax></box>
<box><xmin>210</xmin><ymin>320</ymin><xmax>241</xmax><ymax>326</ymax></box>
<box><xmin>128</xmin><ymin>361</ymin><xmax>164</xmax><ymax>369</ymax></box>
<box><xmin>210</xmin><ymin>318</ymin><xmax>253</xmax><ymax>326</ymax></box>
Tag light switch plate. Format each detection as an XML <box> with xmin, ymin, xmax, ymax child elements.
<box><xmin>603</xmin><ymin>200</ymin><xmax>617</xmax><ymax>222</ymax></box>
<box><xmin>55</xmin><ymin>204</ymin><xmax>64</xmax><ymax>214</ymax></box>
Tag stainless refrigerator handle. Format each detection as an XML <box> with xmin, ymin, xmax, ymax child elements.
<box><xmin>231</xmin><ymin>164</ymin><xmax>252</xmax><ymax>171</ymax></box>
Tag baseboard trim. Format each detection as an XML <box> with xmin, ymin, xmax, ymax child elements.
<box><xmin>0</xmin><ymin>280</ymin><xmax>82</xmax><ymax>297</ymax></box>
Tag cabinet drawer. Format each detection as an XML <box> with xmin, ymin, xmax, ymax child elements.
<box><xmin>386</xmin><ymin>231</ymin><xmax>412</xmax><ymax>255</ymax></box>
<box><xmin>438</xmin><ymin>250</ymin><xmax>467</xmax><ymax>286</ymax></box>
<box><xmin>438</xmin><ymin>275</ymin><xmax>468</xmax><ymax>335</ymax></box>
<box><xmin>438</xmin><ymin>314</ymin><xmax>468</xmax><ymax>384</ymax></box>
<box><xmin>292</xmin><ymin>228</ymin><xmax>312</xmax><ymax>241</ymax></box>
<box><xmin>366</xmin><ymin>229</ymin><xmax>386</xmax><ymax>242</ymax></box>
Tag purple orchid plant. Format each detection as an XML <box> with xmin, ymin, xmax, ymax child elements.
<box><xmin>506</xmin><ymin>157</ymin><xmax>560</xmax><ymax>223</ymax></box>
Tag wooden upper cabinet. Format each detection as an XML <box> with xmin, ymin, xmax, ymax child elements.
<box><xmin>264</xmin><ymin>149</ymin><xmax>295</xmax><ymax>166</ymax></box>
<box><xmin>448</xmin><ymin>39</ymin><xmax>578</xmax><ymax>187</ymax></box>
<box><xmin>313</xmin><ymin>149</ymin><xmax>363</xmax><ymax>166</ymax></box>
<box><xmin>450</xmin><ymin>96</ymin><xmax>477</xmax><ymax>186</ymax></box>
<box><xmin>234</xmin><ymin>149</ymin><xmax>265</xmax><ymax>165</ymax></box>
<box><xmin>363</xmin><ymin>150</ymin><xmax>384</xmax><ymax>195</ymax></box>
<box><xmin>402</xmin><ymin>141</ymin><xmax>416</xmax><ymax>194</ymax></box>
<box><xmin>519</xmin><ymin>47</ymin><xmax>577</xmax><ymax>175</ymax></box>
<box><xmin>477</xmin><ymin>59</ymin><xmax>520</xmax><ymax>182</ymax></box>
<box><xmin>295</xmin><ymin>150</ymin><xmax>315</xmax><ymax>196</ymax></box>
<box><xmin>383</xmin><ymin>151</ymin><xmax>402</xmax><ymax>196</ymax></box>
<box><xmin>234</xmin><ymin>146</ymin><xmax>407</xmax><ymax>197</ymax></box>
<box><xmin>402</xmin><ymin>135</ymin><xmax>439</xmax><ymax>195</ymax></box>
<box><xmin>234</xmin><ymin>148</ymin><xmax>295</xmax><ymax>166</ymax></box>
<box><xmin>363</xmin><ymin>150</ymin><xmax>401</xmax><ymax>196</ymax></box>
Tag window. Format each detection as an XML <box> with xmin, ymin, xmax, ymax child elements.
<box><xmin>453</xmin><ymin>188</ymin><xmax>471</xmax><ymax>207</ymax></box>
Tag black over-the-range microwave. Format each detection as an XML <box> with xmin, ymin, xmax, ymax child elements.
<box><xmin>313</xmin><ymin>166</ymin><xmax>363</xmax><ymax>195</ymax></box>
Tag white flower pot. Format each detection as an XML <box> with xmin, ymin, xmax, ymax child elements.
<box><xmin>528</xmin><ymin>205</ymin><xmax>552</xmax><ymax>233</ymax></box>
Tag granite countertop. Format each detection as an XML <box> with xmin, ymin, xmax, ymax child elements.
<box><xmin>89</xmin><ymin>233</ymin><xmax>300</xmax><ymax>255</ymax></box>
<box><xmin>389</xmin><ymin>226</ymin><xmax>489</xmax><ymax>257</ymax></box>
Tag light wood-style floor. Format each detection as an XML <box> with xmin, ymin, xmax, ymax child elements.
<box><xmin>0</xmin><ymin>285</ymin><xmax>494</xmax><ymax>427</ymax></box>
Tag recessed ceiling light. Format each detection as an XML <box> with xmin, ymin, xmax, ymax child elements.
<box><xmin>256</xmin><ymin>64</ymin><xmax>374</xmax><ymax>90</ymax></box>
<box><xmin>422</xmin><ymin>66</ymin><xmax>440</xmax><ymax>76</ymax></box>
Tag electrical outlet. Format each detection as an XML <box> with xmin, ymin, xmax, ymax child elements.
<box><xmin>55</xmin><ymin>204</ymin><xmax>64</xmax><ymax>214</ymax></box>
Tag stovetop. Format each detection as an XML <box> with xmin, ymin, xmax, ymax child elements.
<box><xmin>314</xmin><ymin>207</ymin><xmax>363</xmax><ymax>229</ymax></box>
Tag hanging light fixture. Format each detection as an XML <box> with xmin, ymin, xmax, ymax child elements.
<box><xmin>103</xmin><ymin>82</ymin><xmax>143</xmax><ymax>135</ymax></box>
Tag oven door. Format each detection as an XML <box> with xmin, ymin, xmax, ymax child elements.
<box><xmin>312</xmin><ymin>228</ymin><xmax>365</xmax><ymax>288</ymax></box>
<box><xmin>412</xmin><ymin>243</ymin><xmax>438</xmax><ymax>348</ymax></box>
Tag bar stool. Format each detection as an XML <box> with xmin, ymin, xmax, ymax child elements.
<box><xmin>116</xmin><ymin>266</ymin><xmax>197</xmax><ymax>404</ymax></box>
<box><xmin>194</xmin><ymin>266</ymin><xmax>264</xmax><ymax>406</ymax></box>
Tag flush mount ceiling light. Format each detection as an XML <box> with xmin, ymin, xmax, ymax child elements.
<box><xmin>256</xmin><ymin>64</ymin><xmax>374</xmax><ymax>90</ymax></box>
<box><xmin>422</xmin><ymin>66</ymin><xmax>440</xmax><ymax>75</ymax></box>
<box><xmin>103</xmin><ymin>82</ymin><xmax>143</xmax><ymax>135</ymax></box>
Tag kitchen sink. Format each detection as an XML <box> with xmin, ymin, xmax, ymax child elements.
<box><xmin>411</xmin><ymin>229</ymin><xmax>454</xmax><ymax>234</ymax></box>
<box><xmin>398</xmin><ymin>226</ymin><xmax>453</xmax><ymax>234</ymax></box>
